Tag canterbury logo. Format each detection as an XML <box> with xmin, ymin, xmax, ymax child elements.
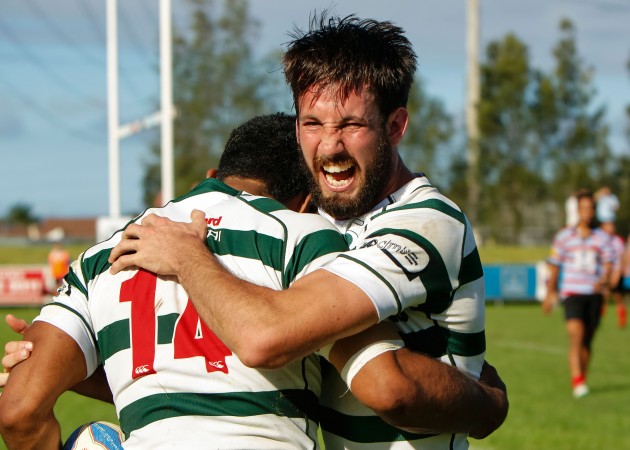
<box><xmin>134</xmin><ymin>365</ymin><xmax>151</xmax><ymax>374</ymax></box>
<box><xmin>205</xmin><ymin>216</ymin><xmax>222</xmax><ymax>226</ymax></box>
<box><xmin>208</xmin><ymin>361</ymin><xmax>225</xmax><ymax>369</ymax></box>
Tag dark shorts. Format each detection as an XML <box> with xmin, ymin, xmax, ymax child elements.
<box><xmin>563</xmin><ymin>294</ymin><xmax>604</xmax><ymax>329</ymax></box>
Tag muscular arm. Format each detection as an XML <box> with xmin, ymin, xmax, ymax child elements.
<box><xmin>110</xmin><ymin>216</ymin><xmax>378</xmax><ymax>367</ymax></box>
<box><xmin>109</xmin><ymin>213</ymin><xmax>508</xmax><ymax>435</ymax></box>
<box><xmin>328</xmin><ymin>324</ymin><xmax>508</xmax><ymax>439</ymax></box>
<box><xmin>0</xmin><ymin>315</ymin><xmax>112</xmax><ymax>404</ymax></box>
<box><xmin>0</xmin><ymin>322</ymin><xmax>87</xmax><ymax>450</ymax></box>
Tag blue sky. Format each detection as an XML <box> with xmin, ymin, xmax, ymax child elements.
<box><xmin>1</xmin><ymin>0</ymin><xmax>629</xmax><ymax>219</ymax></box>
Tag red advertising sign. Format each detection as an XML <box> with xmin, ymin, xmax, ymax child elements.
<box><xmin>0</xmin><ymin>266</ymin><xmax>49</xmax><ymax>306</ymax></box>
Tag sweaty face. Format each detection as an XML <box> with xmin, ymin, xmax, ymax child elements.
<box><xmin>297</xmin><ymin>89</ymin><xmax>393</xmax><ymax>220</ymax></box>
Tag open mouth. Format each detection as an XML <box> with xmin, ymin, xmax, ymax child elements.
<box><xmin>321</xmin><ymin>160</ymin><xmax>356</xmax><ymax>188</ymax></box>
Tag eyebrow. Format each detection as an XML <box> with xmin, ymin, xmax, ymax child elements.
<box><xmin>298</xmin><ymin>115</ymin><xmax>366</xmax><ymax>124</ymax></box>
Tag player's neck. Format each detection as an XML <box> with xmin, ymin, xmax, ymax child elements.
<box><xmin>222</xmin><ymin>176</ymin><xmax>269</xmax><ymax>198</ymax></box>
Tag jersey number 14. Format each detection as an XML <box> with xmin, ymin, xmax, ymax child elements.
<box><xmin>119</xmin><ymin>270</ymin><xmax>233</xmax><ymax>379</ymax></box>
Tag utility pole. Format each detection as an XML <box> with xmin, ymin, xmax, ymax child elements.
<box><xmin>160</xmin><ymin>0</ymin><xmax>174</xmax><ymax>206</ymax></box>
<box><xmin>466</xmin><ymin>0</ymin><xmax>481</xmax><ymax>226</ymax></box>
<box><xmin>106</xmin><ymin>0</ymin><xmax>120</xmax><ymax>218</ymax></box>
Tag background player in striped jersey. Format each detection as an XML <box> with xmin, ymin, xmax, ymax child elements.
<box><xmin>544</xmin><ymin>189</ymin><xmax>614</xmax><ymax>398</ymax></box>
<box><xmin>0</xmin><ymin>113</ymin><xmax>503</xmax><ymax>449</ymax></box>
<box><xmin>109</xmin><ymin>15</ymin><xmax>509</xmax><ymax>448</ymax></box>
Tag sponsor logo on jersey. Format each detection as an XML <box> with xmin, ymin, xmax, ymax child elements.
<box><xmin>207</xmin><ymin>229</ymin><xmax>221</xmax><ymax>241</ymax></box>
<box><xmin>360</xmin><ymin>238</ymin><xmax>414</xmax><ymax>255</ymax></box>
<box><xmin>207</xmin><ymin>360</ymin><xmax>225</xmax><ymax>369</ymax></box>
<box><xmin>205</xmin><ymin>216</ymin><xmax>222</xmax><ymax>226</ymax></box>
<box><xmin>134</xmin><ymin>365</ymin><xmax>151</xmax><ymax>375</ymax></box>
<box><xmin>57</xmin><ymin>282</ymin><xmax>71</xmax><ymax>297</ymax></box>
<box><xmin>362</xmin><ymin>237</ymin><xmax>430</xmax><ymax>282</ymax></box>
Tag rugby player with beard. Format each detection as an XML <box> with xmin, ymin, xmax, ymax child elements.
<box><xmin>109</xmin><ymin>15</ymin><xmax>508</xmax><ymax>448</ymax></box>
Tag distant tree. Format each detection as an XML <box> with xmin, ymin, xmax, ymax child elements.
<box><xmin>143</xmin><ymin>0</ymin><xmax>271</xmax><ymax>206</ymax></box>
<box><xmin>475</xmin><ymin>20</ymin><xmax>612</xmax><ymax>244</ymax></box>
<box><xmin>6</xmin><ymin>203</ymin><xmax>38</xmax><ymax>225</ymax></box>
<box><xmin>477</xmin><ymin>33</ymin><xmax>546</xmax><ymax>243</ymax></box>
<box><xmin>399</xmin><ymin>79</ymin><xmax>454</xmax><ymax>181</ymax></box>
<box><xmin>615</xmin><ymin>55</ymin><xmax>630</xmax><ymax>236</ymax></box>
<box><xmin>532</xmin><ymin>19</ymin><xmax>610</xmax><ymax>202</ymax></box>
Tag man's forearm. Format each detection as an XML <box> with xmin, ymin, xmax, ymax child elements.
<box><xmin>351</xmin><ymin>349</ymin><xmax>508</xmax><ymax>439</ymax></box>
<box><xmin>107</xmin><ymin>213</ymin><xmax>378</xmax><ymax>367</ymax></box>
<box><xmin>172</xmin><ymin>238</ymin><xmax>377</xmax><ymax>368</ymax></box>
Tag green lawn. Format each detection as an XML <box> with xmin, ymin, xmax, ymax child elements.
<box><xmin>1</xmin><ymin>302</ymin><xmax>628</xmax><ymax>449</ymax></box>
<box><xmin>3</xmin><ymin>244</ymin><xmax>626</xmax><ymax>449</ymax></box>
<box><xmin>475</xmin><ymin>302</ymin><xmax>630</xmax><ymax>450</ymax></box>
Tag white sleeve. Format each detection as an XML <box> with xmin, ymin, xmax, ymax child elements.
<box><xmin>323</xmin><ymin>209</ymin><xmax>466</xmax><ymax>320</ymax></box>
<box><xmin>34</xmin><ymin>281</ymin><xmax>99</xmax><ymax>378</ymax></box>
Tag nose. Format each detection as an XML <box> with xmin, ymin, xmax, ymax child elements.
<box><xmin>318</xmin><ymin>125</ymin><xmax>344</xmax><ymax>157</ymax></box>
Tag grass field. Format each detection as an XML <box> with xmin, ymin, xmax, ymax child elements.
<box><xmin>2</xmin><ymin>244</ymin><xmax>627</xmax><ymax>449</ymax></box>
<box><xmin>0</xmin><ymin>302</ymin><xmax>628</xmax><ymax>449</ymax></box>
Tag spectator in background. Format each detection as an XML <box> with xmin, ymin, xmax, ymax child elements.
<box><xmin>565</xmin><ymin>191</ymin><xmax>579</xmax><ymax>228</ymax></box>
<box><xmin>544</xmin><ymin>190</ymin><xmax>614</xmax><ymax>398</ymax></box>
<box><xmin>47</xmin><ymin>242</ymin><xmax>69</xmax><ymax>290</ymax></box>
<box><xmin>599</xmin><ymin>221</ymin><xmax>626</xmax><ymax>328</ymax></box>
<box><xmin>594</xmin><ymin>186</ymin><xmax>619</xmax><ymax>225</ymax></box>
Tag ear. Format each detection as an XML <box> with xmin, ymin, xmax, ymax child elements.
<box><xmin>284</xmin><ymin>192</ymin><xmax>311</xmax><ymax>213</ymax></box>
<box><xmin>297</xmin><ymin>193</ymin><xmax>313</xmax><ymax>214</ymax></box>
<box><xmin>206</xmin><ymin>168</ymin><xmax>218</xmax><ymax>179</ymax></box>
<box><xmin>386</xmin><ymin>107</ymin><xmax>409</xmax><ymax>147</ymax></box>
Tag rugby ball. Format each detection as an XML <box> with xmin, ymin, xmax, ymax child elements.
<box><xmin>63</xmin><ymin>421</ymin><xmax>124</xmax><ymax>450</ymax></box>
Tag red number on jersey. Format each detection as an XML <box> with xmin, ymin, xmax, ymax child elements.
<box><xmin>120</xmin><ymin>270</ymin><xmax>232</xmax><ymax>378</ymax></box>
<box><xmin>174</xmin><ymin>300</ymin><xmax>232</xmax><ymax>374</ymax></box>
<box><xmin>119</xmin><ymin>270</ymin><xmax>158</xmax><ymax>379</ymax></box>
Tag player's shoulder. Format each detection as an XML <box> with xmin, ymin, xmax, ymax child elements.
<box><xmin>370</xmin><ymin>176</ymin><xmax>466</xmax><ymax>228</ymax></box>
<box><xmin>275</xmin><ymin>209</ymin><xmax>343</xmax><ymax>236</ymax></box>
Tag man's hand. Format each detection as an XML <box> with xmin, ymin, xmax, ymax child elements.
<box><xmin>108</xmin><ymin>210</ymin><xmax>208</xmax><ymax>275</ymax></box>
<box><xmin>470</xmin><ymin>361</ymin><xmax>509</xmax><ymax>439</ymax></box>
<box><xmin>1</xmin><ymin>315</ymin><xmax>32</xmax><ymax>387</ymax></box>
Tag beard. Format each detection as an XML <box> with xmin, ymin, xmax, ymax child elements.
<box><xmin>304</xmin><ymin>134</ymin><xmax>393</xmax><ymax>220</ymax></box>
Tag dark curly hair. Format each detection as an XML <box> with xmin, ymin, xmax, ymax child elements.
<box><xmin>282</xmin><ymin>13</ymin><xmax>417</xmax><ymax>117</ymax></box>
<box><xmin>217</xmin><ymin>113</ymin><xmax>307</xmax><ymax>205</ymax></box>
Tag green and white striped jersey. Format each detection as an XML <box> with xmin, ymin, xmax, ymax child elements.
<box><xmin>35</xmin><ymin>178</ymin><xmax>348</xmax><ymax>450</ymax></box>
<box><xmin>319</xmin><ymin>175</ymin><xmax>486</xmax><ymax>450</ymax></box>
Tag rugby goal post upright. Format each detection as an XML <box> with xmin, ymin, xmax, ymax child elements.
<box><xmin>106</xmin><ymin>0</ymin><xmax>174</xmax><ymax>220</ymax></box>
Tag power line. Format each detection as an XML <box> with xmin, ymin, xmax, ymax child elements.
<box><xmin>0</xmin><ymin>66</ymin><xmax>105</xmax><ymax>143</ymax></box>
<box><xmin>74</xmin><ymin>0</ymin><xmax>155</xmax><ymax>106</ymax></box>
<box><xmin>75</xmin><ymin>0</ymin><xmax>106</xmax><ymax>42</ymax></box>
<box><xmin>0</xmin><ymin>19</ymin><xmax>104</xmax><ymax>106</ymax></box>
<box><xmin>119</xmin><ymin>3</ymin><xmax>157</xmax><ymax>66</ymax></box>
<box><xmin>23</xmin><ymin>0</ymin><xmax>103</xmax><ymax>65</ymax></box>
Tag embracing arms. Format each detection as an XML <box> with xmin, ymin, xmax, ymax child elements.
<box><xmin>109</xmin><ymin>212</ymin><xmax>379</xmax><ymax>368</ymax></box>
<box><xmin>328</xmin><ymin>324</ymin><xmax>508</xmax><ymax>440</ymax></box>
<box><xmin>107</xmin><ymin>212</ymin><xmax>508</xmax><ymax>437</ymax></box>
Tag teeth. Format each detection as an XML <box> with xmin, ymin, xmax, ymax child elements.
<box><xmin>325</xmin><ymin>173</ymin><xmax>352</xmax><ymax>187</ymax></box>
<box><xmin>322</xmin><ymin>161</ymin><xmax>353</xmax><ymax>173</ymax></box>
